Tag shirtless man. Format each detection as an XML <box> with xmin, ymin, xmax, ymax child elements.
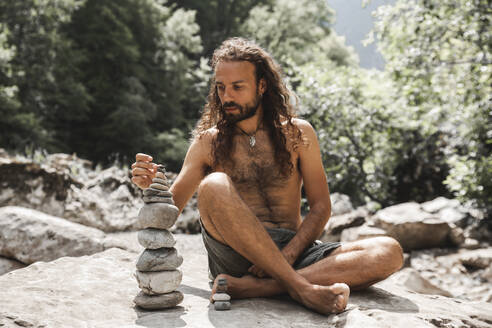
<box><xmin>131</xmin><ymin>38</ymin><xmax>403</xmax><ymax>315</ymax></box>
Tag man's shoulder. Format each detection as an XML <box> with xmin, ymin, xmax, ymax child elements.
<box><xmin>282</xmin><ymin>118</ymin><xmax>317</xmax><ymax>139</ymax></box>
<box><xmin>194</xmin><ymin>127</ymin><xmax>218</xmax><ymax>144</ymax></box>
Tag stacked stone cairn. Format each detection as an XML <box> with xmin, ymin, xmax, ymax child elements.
<box><xmin>133</xmin><ymin>165</ymin><xmax>184</xmax><ymax>310</ymax></box>
<box><xmin>213</xmin><ymin>278</ymin><xmax>231</xmax><ymax>310</ymax></box>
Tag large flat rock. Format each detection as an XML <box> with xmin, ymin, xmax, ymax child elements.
<box><xmin>0</xmin><ymin>235</ymin><xmax>491</xmax><ymax>328</ymax></box>
<box><xmin>0</xmin><ymin>206</ymin><xmax>108</xmax><ymax>264</ymax></box>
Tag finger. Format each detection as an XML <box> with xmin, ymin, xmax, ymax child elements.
<box><xmin>136</xmin><ymin>153</ymin><xmax>153</xmax><ymax>162</ymax></box>
<box><xmin>132</xmin><ymin>167</ymin><xmax>153</xmax><ymax>177</ymax></box>
<box><xmin>133</xmin><ymin>161</ymin><xmax>155</xmax><ymax>170</ymax></box>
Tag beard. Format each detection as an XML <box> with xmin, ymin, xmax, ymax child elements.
<box><xmin>221</xmin><ymin>93</ymin><xmax>262</xmax><ymax>124</ymax></box>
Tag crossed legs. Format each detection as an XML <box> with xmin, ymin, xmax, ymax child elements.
<box><xmin>197</xmin><ymin>172</ymin><xmax>403</xmax><ymax>314</ymax></box>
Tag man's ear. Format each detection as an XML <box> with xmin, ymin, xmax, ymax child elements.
<box><xmin>259</xmin><ymin>78</ymin><xmax>266</xmax><ymax>95</ymax></box>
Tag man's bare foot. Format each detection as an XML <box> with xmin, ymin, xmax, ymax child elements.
<box><xmin>210</xmin><ymin>274</ymin><xmax>350</xmax><ymax>315</ymax></box>
<box><xmin>293</xmin><ymin>283</ymin><xmax>350</xmax><ymax>315</ymax></box>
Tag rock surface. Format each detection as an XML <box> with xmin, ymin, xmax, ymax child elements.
<box><xmin>0</xmin><ymin>235</ymin><xmax>491</xmax><ymax>328</ymax></box>
<box><xmin>0</xmin><ymin>206</ymin><xmax>109</xmax><ymax>264</ymax></box>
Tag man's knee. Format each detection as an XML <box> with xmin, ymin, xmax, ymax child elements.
<box><xmin>197</xmin><ymin>172</ymin><xmax>232</xmax><ymax>203</ymax></box>
<box><xmin>373</xmin><ymin>236</ymin><xmax>404</xmax><ymax>273</ymax></box>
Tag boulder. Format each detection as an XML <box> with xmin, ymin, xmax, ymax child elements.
<box><xmin>340</xmin><ymin>225</ymin><xmax>388</xmax><ymax>243</ymax></box>
<box><xmin>372</xmin><ymin>202</ymin><xmax>453</xmax><ymax>251</ymax></box>
<box><xmin>330</xmin><ymin>193</ymin><xmax>354</xmax><ymax>216</ymax></box>
<box><xmin>324</xmin><ymin>207</ymin><xmax>368</xmax><ymax>235</ymax></box>
<box><xmin>0</xmin><ymin>153</ymin><xmax>142</xmax><ymax>232</ymax></box>
<box><xmin>0</xmin><ymin>206</ymin><xmax>109</xmax><ymax>264</ymax></box>
<box><xmin>0</xmin><ymin>256</ymin><xmax>25</xmax><ymax>276</ymax></box>
<box><xmin>0</xmin><ymin>236</ymin><xmax>491</xmax><ymax>328</ymax></box>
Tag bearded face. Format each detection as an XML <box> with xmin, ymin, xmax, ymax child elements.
<box><xmin>221</xmin><ymin>90</ymin><xmax>262</xmax><ymax>124</ymax></box>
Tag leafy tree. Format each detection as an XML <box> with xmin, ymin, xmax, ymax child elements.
<box><xmin>167</xmin><ymin>0</ymin><xmax>272</xmax><ymax>57</ymax></box>
<box><xmin>0</xmin><ymin>24</ymin><xmax>45</xmax><ymax>150</ymax></box>
<box><xmin>240</xmin><ymin>0</ymin><xmax>358</xmax><ymax>68</ymax></box>
<box><xmin>0</xmin><ymin>0</ymin><xmax>87</xmax><ymax>152</ymax></box>
<box><xmin>372</xmin><ymin>0</ymin><xmax>492</xmax><ymax>214</ymax></box>
<box><xmin>57</xmin><ymin>0</ymin><xmax>203</xmax><ymax>163</ymax></box>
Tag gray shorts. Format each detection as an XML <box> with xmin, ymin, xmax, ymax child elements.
<box><xmin>200</xmin><ymin>220</ymin><xmax>341</xmax><ymax>279</ymax></box>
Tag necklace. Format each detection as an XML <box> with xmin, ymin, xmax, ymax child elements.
<box><xmin>236</xmin><ymin>125</ymin><xmax>260</xmax><ymax>147</ymax></box>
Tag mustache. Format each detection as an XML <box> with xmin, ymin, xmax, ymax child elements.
<box><xmin>222</xmin><ymin>102</ymin><xmax>242</xmax><ymax>110</ymax></box>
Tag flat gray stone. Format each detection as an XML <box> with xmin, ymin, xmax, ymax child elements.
<box><xmin>148</xmin><ymin>183</ymin><xmax>169</xmax><ymax>191</ymax></box>
<box><xmin>135</xmin><ymin>269</ymin><xmax>182</xmax><ymax>295</ymax></box>
<box><xmin>155</xmin><ymin>172</ymin><xmax>166</xmax><ymax>180</ymax></box>
<box><xmin>136</xmin><ymin>248</ymin><xmax>183</xmax><ymax>271</ymax></box>
<box><xmin>212</xmin><ymin>293</ymin><xmax>231</xmax><ymax>301</ymax></box>
<box><xmin>143</xmin><ymin>188</ymin><xmax>173</xmax><ymax>197</ymax></box>
<box><xmin>133</xmin><ymin>290</ymin><xmax>183</xmax><ymax>310</ymax></box>
<box><xmin>143</xmin><ymin>196</ymin><xmax>174</xmax><ymax>204</ymax></box>
<box><xmin>137</xmin><ymin>229</ymin><xmax>176</xmax><ymax>249</ymax></box>
<box><xmin>137</xmin><ymin>204</ymin><xmax>179</xmax><ymax>229</ymax></box>
<box><xmin>214</xmin><ymin>301</ymin><xmax>231</xmax><ymax>311</ymax></box>
<box><xmin>151</xmin><ymin>178</ymin><xmax>169</xmax><ymax>186</ymax></box>
<box><xmin>0</xmin><ymin>206</ymin><xmax>106</xmax><ymax>264</ymax></box>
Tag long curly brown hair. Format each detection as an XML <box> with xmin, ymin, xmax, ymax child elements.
<box><xmin>193</xmin><ymin>38</ymin><xmax>303</xmax><ymax>176</ymax></box>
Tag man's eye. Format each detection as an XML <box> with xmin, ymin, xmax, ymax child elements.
<box><xmin>234</xmin><ymin>86</ymin><xmax>242</xmax><ymax>90</ymax></box>
<box><xmin>217</xmin><ymin>85</ymin><xmax>225</xmax><ymax>91</ymax></box>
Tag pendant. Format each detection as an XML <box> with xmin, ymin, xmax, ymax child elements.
<box><xmin>249</xmin><ymin>136</ymin><xmax>256</xmax><ymax>147</ymax></box>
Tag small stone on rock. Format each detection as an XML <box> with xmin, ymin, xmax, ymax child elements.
<box><xmin>212</xmin><ymin>293</ymin><xmax>231</xmax><ymax>301</ymax></box>
<box><xmin>136</xmin><ymin>247</ymin><xmax>183</xmax><ymax>271</ymax></box>
<box><xmin>138</xmin><ymin>228</ymin><xmax>176</xmax><ymax>249</ymax></box>
<box><xmin>148</xmin><ymin>183</ymin><xmax>169</xmax><ymax>191</ymax></box>
<box><xmin>155</xmin><ymin>171</ymin><xmax>166</xmax><ymax>180</ymax></box>
<box><xmin>143</xmin><ymin>188</ymin><xmax>172</xmax><ymax>197</ymax></box>
<box><xmin>152</xmin><ymin>177</ymin><xmax>169</xmax><ymax>186</ymax></box>
<box><xmin>214</xmin><ymin>301</ymin><xmax>231</xmax><ymax>311</ymax></box>
<box><xmin>133</xmin><ymin>290</ymin><xmax>183</xmax><ymax>310</ymax></box>
<box><xmin>137</xmin><ymin>203</ymin><xmax>179</xmax><ymax>229</ymax></box>
<box><xmin>135</xmin><ymin>270</ymin><xmax>182</xmax><ymax>295</ymax></box>
<box><xmin>143</xmin><ymin>196</ymin><xmax>174</xmax><ymax>204</ymax></box>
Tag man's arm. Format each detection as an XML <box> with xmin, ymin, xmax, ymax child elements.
<box><xmin>282</xmin><ymin>119</ymin><xmax>331</xmax><ymax>264</ymax></box>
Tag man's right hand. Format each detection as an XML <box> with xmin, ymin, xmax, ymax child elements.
<box><xmin>131</xmin><ymin>153</ymin><xmax>158</xmax><ymax>190</ymax></box>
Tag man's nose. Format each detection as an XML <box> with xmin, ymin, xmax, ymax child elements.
<box><xmin>222</xmin><ymin>87</ymin><xmax>233</xmax><ymax>102</ymax></box>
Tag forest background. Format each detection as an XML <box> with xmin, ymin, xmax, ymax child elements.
<box><xmin>0</xmin><ymin>0</ymin><xmax>490</xmax><ymax>217</ymax></box>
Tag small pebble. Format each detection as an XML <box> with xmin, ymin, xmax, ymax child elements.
<box><xmin>155</xmin><ymin>171</ymin><xmax>166</xmax><ymax>180</ymax></box>
<box><xmin>212</xmin><ymin>293</ymin><xmax>231</xmax><ymax>301</ymax></box>
<box><xmin>143</xmin><ymin>189</ymin><xmax>173</xmax><ymax>197</ymax></box>
<box><xmin>214</xmin><ymin>301</ymin><xmax>231</xmax><ymax>311</ymax></box>
<box><xmin>143</xmin><ymin>196</ymin><xmax>174</xmax><ymax>204</ymax></box>
<box><xmin>149</xmin><ymin>183</ymin><xmax>169</xmax><ymax>191</ymax></box>
<box><xmin>152</xmin><ymin>177</ymin><xmax>169</xmax><ymax>185</ymax></box>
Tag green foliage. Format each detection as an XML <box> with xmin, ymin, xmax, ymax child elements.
<box><xmin>296</xmin><ymin>60</ymin><xmax>445</xmax><ymax>206</ymax></box>
<box><xmin>373</xmin><ymin>0</ymin><xmax>492</xmax><ymax>213</ymax></box>
<box><xmin>154</xmin><ymin>128</ymin><xmax>190</xmax><ymax>172</ymax></box>
<box><xmin>166</xmin><ymin>0</ymin><xmax>272</xmax><ymax>57</ymax></box>
<box><xmin>240</xmin><ymin>0</ymin><xmax>358</xmax><ymax>68</ymax></box>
